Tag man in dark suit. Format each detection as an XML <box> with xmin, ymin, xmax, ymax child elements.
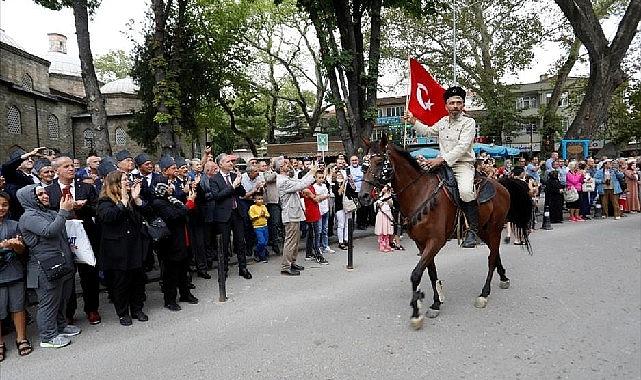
<box><xmin>135</xmin><ymin>153</ymin><xmax>163</xmax><ymax>203</ymax></box>
<box><xmin>46</xmin><ymin>156</ymin><xmax>101</xmax><ymax>325</ymax></box>
<box><xmin>210</xmin><ymin>153</ymin><xmax>252</xmax><ymax>280</ymax></box>
<box><xmin>1</xmin><ymin>147</ymin><xmax>43</xmax><ymax>220</ymax></box>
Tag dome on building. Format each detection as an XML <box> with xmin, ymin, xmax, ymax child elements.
<box><xmin>45</xmin><ymin>33</ymin><xmax>82</xmax><ymax>76</ymax></box>
<box><xmin>100</xmin><ymin>77</ymin><xmax>139</xmax><ymax>94</ymax></box>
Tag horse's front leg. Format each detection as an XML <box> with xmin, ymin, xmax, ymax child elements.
<box><xmin>475</xmin><ymin>231</ymin><xmax>501</xmax><ymax>308</ymax></box>
<box><xmin>410</xmin><ymin>239</ymin><xmax>444</xmax><ymax>329</ymax></box>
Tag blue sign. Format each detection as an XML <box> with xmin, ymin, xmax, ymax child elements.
<box><xmin>560</xmin><ymin>139</ymin><xmax>590</xmax><ymax>160</ymax></box>
<box><xmin>376</xmin><ymin>116</ymin><xmax>401</xmax><ymax>126</ymax></box>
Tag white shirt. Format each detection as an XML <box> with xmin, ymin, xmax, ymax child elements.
<box><xmin>313</xmin><ymin>182</ymin><xmax>329</xmax><ymax>215</ymax></box>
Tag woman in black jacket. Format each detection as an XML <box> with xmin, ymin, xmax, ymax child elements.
<box><xmin>151</xmin><ymin>182</ymin><xmax>198</xmax><ymax>312</ymax></box>
<box><xmin>96</xmin><ymin>171</ymin><xmax>150</xmax><ymax>326</ymax></box>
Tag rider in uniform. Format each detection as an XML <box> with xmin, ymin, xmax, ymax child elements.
<box><xmin>403</xmin><ymin>86</ymin><xmax>479</xmax><ymax>248</ymax></box>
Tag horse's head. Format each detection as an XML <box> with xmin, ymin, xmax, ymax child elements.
<box><xmin>359</xmin><ymin>134</ymin><xmax>393</xmax><ymax>206</ymax></box>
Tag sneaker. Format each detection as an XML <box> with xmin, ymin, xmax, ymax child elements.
<box><xmin>615</xmin><ymin>216</ymin><xmax>621</xmax><ymax>220</ymax></box>
<box><xmin>325</xmin><ymin>247</ymin><xmax>336</xmax><ymax>254</ymax></box>
<box><xmin>119</xmin><ymin>316</ymin><xmax>133</xmax><ymax>326</ymax></box>
<box><xmin>304</xmin><ymin>253</ymin><xmax>316</xmax><ymax>261</ymax></box>
<box><xmin>58</xmin><ymin>325</ymin><xmax>81</xmax><ymax>337</ymax></box>
<box><xmin>261</xmin><ymin>259</ymin><xmax>268</xmax><ymax>263</ymax></box>
<box><xmin>164</xmin><ymin>303</ymin><xmax>182</xmax><ymax>311</ymax></box>
<box><xmin>40</xmin><ymin>335</ymin><xmax>70</xmax><ymax>348</ymax></box>
<box><xmin>316</xmin><ymin>255</ymin><xmax>329</xmax><ymax>265</ymax></box>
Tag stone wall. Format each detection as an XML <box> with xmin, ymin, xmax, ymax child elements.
<box><xmin>0</xmin><ymin>44</ymin><xmax>50</xmax><ymax>93</ymax></box>
<box><xmin>72</xmin><ymin>115</ymin><xmax>147</xmax><ymax>160</ymax></box>
<box><xmin>0</xmin><ymin>85</ymin><xmax>85</xmax><ymax>162</ymax></box>
<box><xmin>105</xmin><ymin>93</ymin><xmax>142</xmax><ymax>115</ymax></box>
<box><xmin>49</xmin><ymin>73</ymin><xmax>86</xmax><ymax>98</ymax></box>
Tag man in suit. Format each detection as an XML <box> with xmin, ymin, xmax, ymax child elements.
<box><xmin>1</xmin><ymin>147</ymin><xmax>43</xmax><ymax>220</ymax></box>
<box><xmin>210</xmin><ymin>153</ymin><xmax>252</xmax><ymax>280</ymax></box>
<box><xmin>46</xmin><ymin>156</ymin><xmax>101</xmax><ymax>325</ymax></box>
<box><xmin>135</xmin><ymin>153</ymin><xmax>162</xmax><ymax>203</ymax></box>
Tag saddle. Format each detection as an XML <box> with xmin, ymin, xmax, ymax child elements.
<box><xmin>436</xmin><ymin>166</ymin><xmax>496</xmax><ymax>207</ymax></box>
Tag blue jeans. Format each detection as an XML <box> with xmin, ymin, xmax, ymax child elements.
<box><xmin>319</xmin><ymin>212</ymin><xmax>329</xmax><ymax>250</ymax></box>
<box><xmin>254</xmin><ymin>226</ymin><xmax>269</xmax><ymax>260</ymax></box>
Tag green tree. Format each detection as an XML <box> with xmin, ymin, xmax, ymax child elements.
<box><xmin>383</xmin><ymin>0</ymin><xmax>542</xmax><ymax>144</ymax></box>
<box><xmin>94</xmin><ymin>49</ymin><xmax>133</xmax><ymax>82</ymax></box>
<box><xmin>554</xmin><ymin>0</ymin><xmax>641</xmax><ymax>139</ymax></box>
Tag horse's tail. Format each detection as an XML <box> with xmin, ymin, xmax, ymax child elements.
<box><xmin>498</xmin><ymin>177</ymin><xmax>533</xmax><ymax>255</ymax></box>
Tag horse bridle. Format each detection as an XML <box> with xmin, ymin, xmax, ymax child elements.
<box><xmin>364</xmin><ymin>152</ymin><xmax>424</xmax><ymax>196</ymax></box>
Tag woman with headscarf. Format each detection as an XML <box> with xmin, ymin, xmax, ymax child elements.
<box><xmin>96</xmin><ymin>171</ymin><xmax>150</xmax><ymax>326</ymax></box>
<box><xmin>151</xmin><ymin>182</ymin><xmax>198</xmax><ymax>312</ymax></box>
<box><xmin>17</xmin><ymin>184</ymin><xmax>78</xmax><ymax>348</ymax></box>
<box><xmin>544</xmin><ymin>170</ymin><xmax>564</xmax><ymax>223</ymax></box>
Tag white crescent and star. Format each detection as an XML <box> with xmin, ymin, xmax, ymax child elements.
<box><xmin>416</xmin><ymin>83</ymin><xmax>434</xmax><ymax>111</ymax></box>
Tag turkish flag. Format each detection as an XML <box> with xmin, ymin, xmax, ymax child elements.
<box><xmin>407</xmin><ymin>58</ymin><xmax>448</xmax><ymax>126</ymax></box>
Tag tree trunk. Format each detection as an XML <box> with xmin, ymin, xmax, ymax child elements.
<box><xmin>152</xmin><ymin>0</ymin><xmax>179</xmax><ymax>157</ymax></box>
<box><xmin>72</xmin><ymin>0</ymin><xmax>111</xmax><ymax>156</ymax></box>
<box><xmin>555</xmin><ymin>0</ymin><xmax>641</xmax><ymax>139</ymax></box>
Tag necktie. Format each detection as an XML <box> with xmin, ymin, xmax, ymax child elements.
<box><xmin>226</xmin><ymin>175</ymin><xmax>237</xmax><ymax>209</ymax></box>
<box><xmin>62</xmin><ymin>185</ymin><xmax>71</xmax><ymax>198</ymax></box>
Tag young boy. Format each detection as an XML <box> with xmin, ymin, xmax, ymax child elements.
<box><xmin>248</xmin><ymin>192</ymin><xmax>270</xmax><ymax>263</ymax></box>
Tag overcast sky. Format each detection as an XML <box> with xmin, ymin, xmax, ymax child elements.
<box><xmin>1</xmin><ymin>0</ymin><xmax>630</xmax><ymax>96</ymax></box>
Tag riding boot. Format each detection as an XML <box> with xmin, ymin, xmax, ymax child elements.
<box><xmin>461</xmin><ymin>200</ymin><xmax>479</xmax><ymax>248</ymax></box>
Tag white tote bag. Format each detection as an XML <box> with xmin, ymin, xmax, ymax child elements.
<box><xmin>65</xmin><ymin>220</ymin><xmax>96</xmax><ymax>266</ymax></box>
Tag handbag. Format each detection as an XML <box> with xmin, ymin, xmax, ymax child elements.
<box><xmin>582</xmin><ymin>181</ymin><xmax>595</xmax><ymax>192</ymax></box>
<box><xmin>66</xmin><ymin>220</ymin><xmax>96</xmax><ymax>266</ymax></box>
<box><xmin>38</xmin><ymin>253</ymin><xmax>74</xmax><ymax>282</ymax></box>
<box><xmin>343</xmin><ymin>195</ymin><xmax>359</xmax><ymax>212</ymax></box>
<box><xmin>146</xmin><ymin>217</ymin><xmax>170</xmax><ymax>242</ymax></box>
<box><xmin>564</xmin><ymin>187</ymin><xmax>579</xmax><ymax>202</ymax></box>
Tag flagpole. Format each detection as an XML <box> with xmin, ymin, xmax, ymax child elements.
<box><xmin>404</xmin><ymin>56</ymin><xmax>411</xmax><ymax>150</ymax></box>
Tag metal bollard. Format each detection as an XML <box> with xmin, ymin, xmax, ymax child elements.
<box><xmin>541</xmin><ymin>205</ymin><xmax>552</xmax><ymax>230</ymax></box>
<box><xmin>216</xmin><ymin>234</ymin><xmax>227</xmax><ymax>302</ymax></box>
<box><xmin>346</xmin><ymin>217</ymin><xmax>354</xmax><ymax>270</ymax></box>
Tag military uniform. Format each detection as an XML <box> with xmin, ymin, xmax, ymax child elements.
<box><xmin>413</xmin><ymin>114</ymin><xmax>477</xmax><ymax>202</ymax></box>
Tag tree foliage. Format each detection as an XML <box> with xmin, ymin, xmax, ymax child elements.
<box><xmin>94</xmin><ymin>49</ymin><xmax>133</xmax><ymax>83</ymax></box>
<box><xmin>383</xmin><ymin>0</ymin><xmax>542</xmax><ymax>143</ymax></box>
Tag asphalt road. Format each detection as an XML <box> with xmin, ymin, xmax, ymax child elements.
<box><xmin>1</xmin><ymin>215</ymin><xmax>639</xmax><ymax>379</ymax></box>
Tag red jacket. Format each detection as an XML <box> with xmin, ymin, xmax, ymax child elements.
<box><xmin>303</xmin><ymin>185</ymin><xmax>321</xmax><ymax>223</ymax></box>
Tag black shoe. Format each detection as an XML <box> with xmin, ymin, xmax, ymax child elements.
<box><xmin>291</xmin><ymin>263</ymin><xmax>305</xmax><ymax>271</ymax></box>
<box><xmin>316</xmin><ymin>255</ymin><xmax>329</xmax><ymax>265</ymax></box>
<box><xmin>461</xmin><ymin>230</ymin><xmax>478</xmax><ymax>248</ymax></box>
<box><xmin>196</xmin><ymin>271</ymin><xmax>211</xmax><ymax>279</ymax></box>
<box><xmin>119</xmin><ymin>316</ymin><xmax>132</xmax><ymax>326</ymax></box>
<box><xmin>179</xmin><ymin>294</ymin><xmax>199</xmax><ymax>304</ymax></box>
<box><xmin>239</xmin><ymin>269</ymin><xmax>252</xmax><ymax>279</ymax></box>
<box><xmin>187</xmin><ymin>283</ymin><xmax>196</xmax><ymax>290</ymax></box>
<box><xmin>281</xmin><ymin>268</ymin><xmax>300</xmax><ymax>276</ymax></box>
<box><xmin>164</xmin><ymin>303</ymin><xmax>182</xmax><ymax>312</ymax></box>
<box><xmin>304</xmin><ymin>253</ymin><xmax>315</xmax><ymax>261</ymax></box>
<box><xmin>131</xmin><ymin>311</ymin><xmax>148</xmax><ymax>322</ymax></box>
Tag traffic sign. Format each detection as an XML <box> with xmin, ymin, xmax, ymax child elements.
<box><xmin>316</xmin><ymin>133</ymin><xmax>329</xmax><ymax>152</ymax></box>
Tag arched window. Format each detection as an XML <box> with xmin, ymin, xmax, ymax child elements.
<box><xmin>47</xmin><ymin>114</ymin><xmax>60</xmax><ymax>139</ymax></box>
<box><xmin>7</xmin><ymin>106</ymin><xmax>21</xmax><ymax>134</ymax></box>
<box><xmin>21</xmin><ymin>74</ymin><xmax>33</xmax><ymax>91</ymax></box>
<box><xmin>115</xmin><ymin>127</ymin><xmax>127</xmax><ymax>146</ymax></box>
<box><xmin>83</xmin><ymin>128</ymin><xmax>95</xmax><ymax>148</ymax></box>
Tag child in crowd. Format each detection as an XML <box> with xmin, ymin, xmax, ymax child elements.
<box><xmin>249</xmin><ymin>192</ymin><xmax>270</xmax><ymax>263</ymax></box>
<box><xmin>374</xmin><ymin>185</ymin><xmax>394</xmax><ymax>252</ymax></box>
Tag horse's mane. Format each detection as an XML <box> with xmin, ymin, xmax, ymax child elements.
<box><xmin>389</xmin><ymin>144</ymin><xmax>425</xmax><ymax>172</ymax></box>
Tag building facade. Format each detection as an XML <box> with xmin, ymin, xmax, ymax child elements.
<box><xmin>0</xmin><ymin>30</ymin><xmax>144</xmax><ymax>162</ymax></box>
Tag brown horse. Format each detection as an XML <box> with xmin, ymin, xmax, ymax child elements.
<box><xmin>359</xmin><ymin>135</ymin><xmax>532</xmax><ymax>329</ymax></box>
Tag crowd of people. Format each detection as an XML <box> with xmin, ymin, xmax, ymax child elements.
<box><xmin>0</xmin><ymin>143</ymin><xmax>639</xmax><ymax>359</ymax></box>
<box><xmin>0</xmin><ymin>146</ymin><xmax>378</xmax><ymax>357</ymax></box>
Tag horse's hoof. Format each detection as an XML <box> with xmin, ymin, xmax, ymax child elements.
<box><xmin>474</xmin><ymin>296</ymin><xmax>488</xmax><ymax>308</ymax></box>
<box><xmin>410</xmin><ymin>315</ymin><xmax>424</xmax><ymax>330</ymax></box>
<box><xmin>426</xmin><ymin>308</ymin><xmax>440</xmax><ymax>319</ymax></box>
<box><xmin>499</xmin><ymin>280</ymin><xmax>510</xmax><ymax>289</ymax></box>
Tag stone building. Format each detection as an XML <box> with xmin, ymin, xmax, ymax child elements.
<box><xmin>0</xmin><ymin>30</ymin><xmax>144</xmax><ymax>162</ymax></box>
